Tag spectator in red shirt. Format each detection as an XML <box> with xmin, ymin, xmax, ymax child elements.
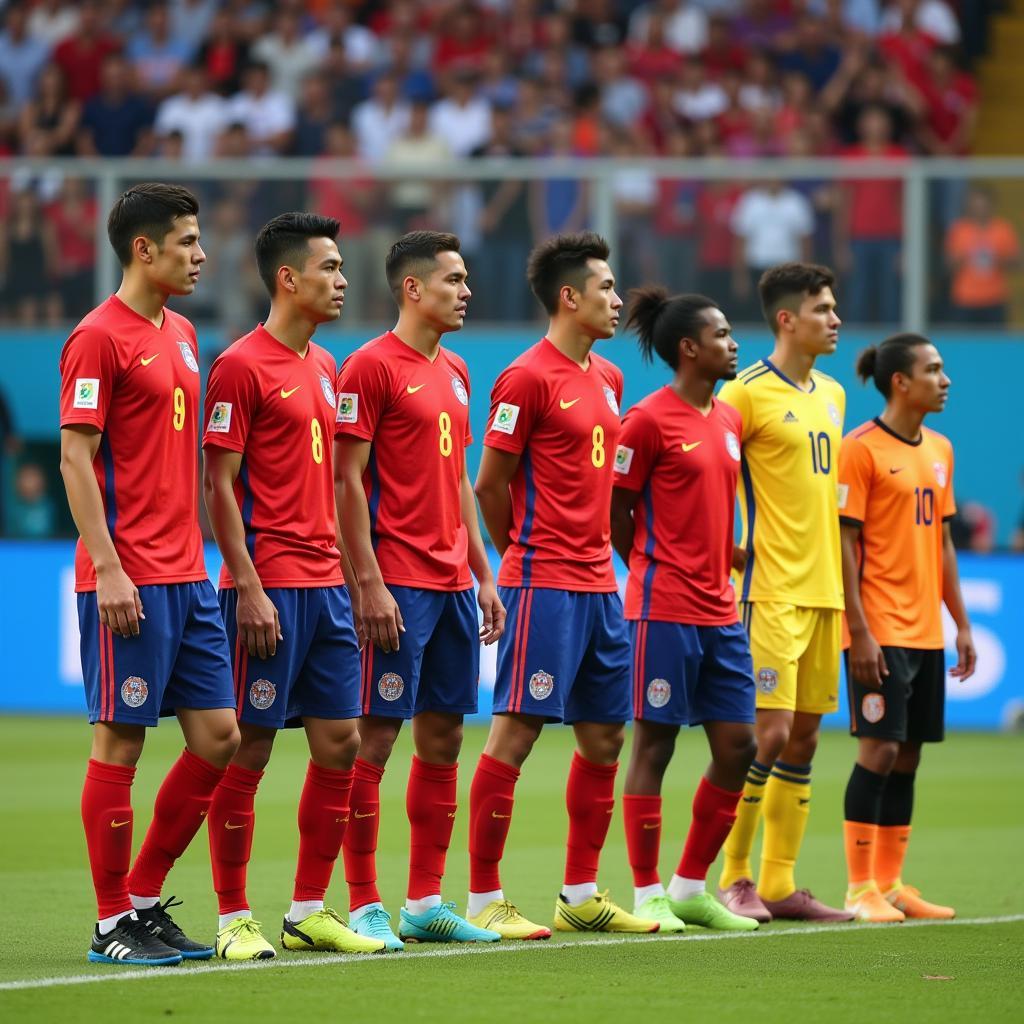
<box><xmin>701</xmin><ymin>15</ymin><xmax>748</xmax><ymax>77</ymax></box>
<box><xmin>908</xmin><ymin>46</ymin><xmax>976</xmax><ymax>156</ymax></box>
<box><xmin>53</xmin><ymin>0</ymin><xmax>121</xmax><ymax>103</ymax></box>
<box><xmin>44</xmin><ymin>177</ymin><xmax>97</xmax><ymax>321</ymax></box>
<box><xmin>695</xmin><ymin>175</ymin><xmax>741</xmax><ymax>303</ymax></box>
<box><xmin>435</xmin><ymin>2</ymin><xmax>492</xmax><ymax>75</ymax></box>
<box><xmin>197</xmin><ymin>9</ymin><xmax>250</xmax><ymax>96</ymax></box>
<box><xmin>653</xmin><ymin>128</ymin><xmax>700</xmax><ymax>292</ymax></box>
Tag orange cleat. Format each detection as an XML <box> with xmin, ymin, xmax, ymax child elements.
<box><xmin>845</xmin><ymin>885</ymin><xmax>905</xmax><ymax>923</ymax></box>
<box><xmin>884</xmin><ymin>885</ymin><xmax>955</xmax><ymax>920</ymax></box>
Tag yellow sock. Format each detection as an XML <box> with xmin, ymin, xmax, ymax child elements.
<box><xmin>758</xmin><ymin>762</ymin><xmax>811</xmax><ymax>902</ymax></box>
<box><xmin>719</xmin><ymin>759</ymin><xmax>770</xmax><ymax>889</ymax></box>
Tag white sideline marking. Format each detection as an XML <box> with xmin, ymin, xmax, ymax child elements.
<box><xmin>2</xmin><ymin>914</ymin><xmax>1021</xmax><ymax>993</ymax></box>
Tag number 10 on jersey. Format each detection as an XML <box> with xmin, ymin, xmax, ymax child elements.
<box><xmin>808</xmin><ymin>431</ymin><xmax>831</xmax><ymax>474</ymax></box>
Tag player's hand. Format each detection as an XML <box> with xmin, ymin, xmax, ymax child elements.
<box><xmin>236</xmin><ymin>583</ymin><xmax>282</xmax><ymax>659</ymax></box>
<box><xmin>849</xmin><ymin>627</ymin><xmax>888</xmax><ymax>689</ymax></box>
<box><xmin>96</xmin><ymin>565</ymin><xmax>144</xmax><ymax>638</ymax></box>
<box><xmin>949</xmin><ymin>626</ymin><xmax>976</xmax><ymax>682</ymax></box>
<box><xmin>360</xmin><ymin>579</ymin><xmax>404</xmax><ymax>653</ymax></box>
<box><xmin>477</xmin><ymin>580</ymin><xmax>506</xmax><ymax>645</ymax></box>
<box><xmin>347</xmin><ymin>585</ymin><xmax>368</xmax><ymax>650</ymax></box>
<box><xmin>731</xmin><ymin>546</ymin><xmax>748</xmax><ymax>574</ymax></box>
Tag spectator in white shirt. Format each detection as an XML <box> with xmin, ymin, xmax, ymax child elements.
<box><xmin>251</xmin><ymin>9</ymin><xmax>322</xmax><ymax>102</ymax></box>
<box><xmin>27</xmin><ymin>1</ymin><xmax>79</xmax><ymax>47</ymax></box>
<box><xmin>592</xmin><ymin>45</ymin><xmax>648</xmax><ymax>128</ymax></box>
<box><xmin>308</xmin><ymin>5</ymin><xmax>379</xmax><ymax>73</ymax></box>
<box><xmin>629</xmin><ymin>0</ymin><xmax>709</xmax><ymax>55</ymax></box>
<box><xmin>673</xmin><ymin>59</ymin><xmax>729</xmax><ymax>121</ymax></box>
<box><xmin>429</xmin><ymin>71</ymin><xmax>493</xmax><ymax>158</ymax></box>
<box><xmin>155</xmin><ymin>64</ymin><xmax>227</xmax><ymax>160</ymax></box>
<box><xmin>384</xmin><ymin>99</ymin><xmax>453</xmax><ymax>232</ymax></box>
<box><xmin>880</xmin><ymin>0</ymin><xmax>960</xmax><ymax>44</ymax></box>
<box><xmin>226</xmin><ymin>61</ymin><xmax>295</xmax><ymax>155</ymax></box>
<box><xmin>351</xmin><ymin>73</ymin><xmax>412</xmax><ymax>164</ymax></box>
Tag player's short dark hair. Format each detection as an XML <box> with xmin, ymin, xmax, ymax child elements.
<box><xmin>107</xmin><ymin>182</ymin><xmax>199</xmax><ymax>267</ymax></box>
<box><xmin>758</xmin><ymin>262</ymin><xmax>835</xmax><ymax>332</ymax></box>
<box><xmin>626</xmin><ymin>287</ymin><xmax>720</xmax><ymax>370</ymax></box>
<box><xmin>254</xmin><ymin>211</ymin><xmax>340</xmax><ymax>296</ymax></box>
<box><xmin>526</xmin><ymin>231</ymin><xmax>611</xmax><ymax>314</ymax></box>
<box><xmin>385</xmin><ymin>230</ymin><xmax>461</xmax><ymax>302</ymax></box>
<box><xmin>856</xmin><ymin>332</ymin><xmax>932</xmax><ymax>398</ymax></box>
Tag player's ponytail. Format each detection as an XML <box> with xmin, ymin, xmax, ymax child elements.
<box><xmin>856</xmin><ymin>333</ymin><xmax>931</xmax><ymax>398</ymax></box>
<box><xmin>626</xmin><ymin>287</ymin><xmax>720</xmax><ymax>370</ymax></box>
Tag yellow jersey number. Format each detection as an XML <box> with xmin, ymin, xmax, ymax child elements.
<box><xmin>311</xmin><ymin>417</ymin><xmax>324</xmax><ymax>464</ymax></box>
<box><xmin>172</xmin><ymin>386</ymin><xmax>186</xmax><ymax>431</ymax></box>
<box><xmin>591</xmin><ymin>424</ymin><xmax>605</xmax><ymax>468</ymax></box>
<box><xmin>438</xmin><ymin>411</ymin><xmax>453</xmax><ymax>457</ymax></box>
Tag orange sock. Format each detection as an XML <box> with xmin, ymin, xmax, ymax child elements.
<box><xmin>843</xmin><ymin>821</ymin><xmax>877</xmax><ymax>890</ymax></box>
<box><xmin>876</xmin><ymin>825</ymin><xmax>911</xmax><ymax>891</ymax></box>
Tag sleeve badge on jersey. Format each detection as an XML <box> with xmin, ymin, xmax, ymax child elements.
<box><xmin>319</xmin><ymin>375</ymin><xmax>337</xmax><ymax>408</ymax></box>
<box><xmin>827</xmin><ymin>402</ymin><xmax>841</xmax><ymax>427</ymax></box>
<box><xmin>603</xmin><ymin>385</ymin><xmax>620</xmax><ymax>414</ymax></box>
<box><xmin>933</xmin><ymin>462</ymin><xmax>947</xmax><ymax>487</ymax></box>
<box><xmin>724</xmin><ymin>431</ymin><xmax>741</xmax><ymax>462</ymax></box>
<box><xmin>73</xmin><ymin>378</ymin><xmax>100</xmax><ymax>409</ymax></box>
<box><xmin>451</xmin><ymin>376</ymin><xmax>469</xmax><ymax>406</ymax></box>
<box><xmin>613</xmin><ymin>445</ymin><xmax>634</xmax><ymax>474</ymax></box>
<box><xmin>207</xmin><ymin>402</ymin><xmax>232</xmax><ymax>432</ymax></box>
<box><xmin>837</xmin><ymin>483</ymin><xmax>849</xmax><ymax>510</ymax></box>
<box><xmin>491</xmin><ymin>401</ymin><xmax>520</xmax><ymax>434</ymax></box>
<box><xmin>177</xmin><ymin>340</ymin><xmax>199</xmax><ymax>373</ymax></box>
<box><xmin>336</xmin><ymin>392</ymin><xmax>358</xmax><ymax>424</ymax></box>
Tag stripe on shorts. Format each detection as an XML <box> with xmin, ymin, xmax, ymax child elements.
<box><xmin>510</xmin><ymin>588</ymin><xmax>534</xmax><ymax>713</ymax></box>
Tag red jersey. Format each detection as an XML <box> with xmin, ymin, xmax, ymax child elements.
<box><xmin>614</xmin><ymin>389</ymin><xmax>742</xmax><ymax>625</ymax></box>
<box><xmin>202</xmin><ymin>325</ymin><xmax>344</xmax><ymax>589</ymax></box>
<box><xmin>59</xmin><ymin>295</ymin><xmax>207</xmax><ymax>592</ymax></box>
<box><xmin>485</xmin><ymin>337</ymin><xmax>623</xmax><ymax>592</ymax></box>
<box><xmin>334</xmin><ymin>331</ymin><xmax>472</xmax><ymax>591</ymax></box>
<box><xmin>842</xmin><ymin>145</ymin><xmax>908</xmax><ymax>239</ymax></box>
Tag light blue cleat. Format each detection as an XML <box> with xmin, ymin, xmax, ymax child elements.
<box><xmin>398</xmin><ymin>902</ymin><xmax>501</xmax><ymax>943</ymax></box>
<box><xmin>350</xmin><ymin>905</ymin><xmax>405</xmax><ymax>951</ymax></box>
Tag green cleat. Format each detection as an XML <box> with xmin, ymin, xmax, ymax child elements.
<box><xmin>633</xmin><ymin>894</ymin><xmax>686</xmax><ymax>933</ymax></box>
<box><xmin>281</xmin><ymin>908</ymin><xmax>387</xmax><ymax>953</ymax></box>
<box><xmin>669</xmin><ymin>890</ymin><xmax>759</xmax><ymax>931</ymax></box>
<box><xmin>215</xmin><ymin>917</ymin><xmax>276</xmax><ymax>960</ymax></box>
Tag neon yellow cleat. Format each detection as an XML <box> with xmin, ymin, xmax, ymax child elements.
<box><xmin>634</xmin><ymin>894</ymin><xmax>687</xmax><ymax>933</ymax></box>
<box><xmin>281</xmin><ymin>908</ymin><xmax>387</xmax><ymax>953</ymax></box>
<box><xmin>216</xmin><ymin>917</ymin><xmax>276</xmax><ymax>961</ymax></box>
<box><xmin>554</xmin><ymin>891</ymin><xmax>660</xmax><ymax>933</ymax></box>
<box><xmin>468</xmin><ymin>899</ymin><xmax>551</xmax><ymax>940</ymax></box>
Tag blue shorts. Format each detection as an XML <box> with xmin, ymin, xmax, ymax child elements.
<box><xmin>630</xmin><ymin>620</ymin><xmax>755</xmax><ymax>726</ymax></box>
<box><xmin>78</xmin><ymin>580</ymin><xmax>235</xmax><ymax>727</ymax></box>
<box><xmin>219</xmin><ymin>585</ymin><xmax>362</xmax><ymax>729</ymax></box>
<box><xmin>359</xmin><ymin>586</ymin><xmax>479</xmax><ymax>719</ymax></box>
<box><xmin>493</xmin><ymin>587</ymin><xmax>632</xmax><ymax>724</ymax></box>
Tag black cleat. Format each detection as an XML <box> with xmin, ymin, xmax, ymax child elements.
<box><xmin>136</xmin><ymin>897</ymin><xmax>215</xmax><ymax>960</ymax></box>
<box><xmin>88</xmin><ymin>913</ymin><xmax>183</xmax><ymax>966</ymax></box>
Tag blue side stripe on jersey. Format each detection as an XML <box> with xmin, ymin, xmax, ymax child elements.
<box><xmin>99</xmin><ymin>434</ymin><xmax>117</xmax><ymax>539</ymax></box>
<box><xmin>640</xmin><ymin>480</ymin><xmax>657</xmax><ymax>619</ymax></box>
<box><xmin>366</xmin><ymin>445</ymin><xmax>381</xmax><ymax>551</ymax></box>
<box><xmin>762</xmin><ymin>358</ymin><xmax>816</xmax><ymax>393</ymax></box>
<box><xmin>739</xmin><ymin>453</ymin><xmax>756</xmax><ymax>603</ymax></box>
<box><xmin>518</xmin><ymin>451</ymin><xmax>536</xmax><ymax>587</ymax></box>
<box><xmin>238</xmin><ymin>458</ymin><xmax>256</xmax><ymax>563</ymax></box>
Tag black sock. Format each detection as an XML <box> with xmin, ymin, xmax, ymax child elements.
<box><xmin>844</xmin><ymin>763</ymin><xmax>888</xmax><ymax>823</ymax></box>
<box><xmin>879</xmin><ymin>771</ymin><xmax>915</xmax><ymax>826</ymax></box>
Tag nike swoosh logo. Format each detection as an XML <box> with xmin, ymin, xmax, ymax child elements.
<box><xmin>447</xmin><ymin>812</ymin><xmax>457</xmax><ymax>819</ymax></box>
<box><xmin>280</xmin><ymin>386</ymin><xmax>301</xmax><ymax>399</ymax></box>
<box><xmin>889</xmin><ymin>467</ymin><xmax>904</xmax><ymax>474</ymax></box>
<box><xmin>335</xmin><ymin>817</ymin><xmax>349</xmax><ymax>824</ymax></box>
<box><xmin>798</xmin><ymin>798</ymin><xmax>810</xmax><ymax>805</ymax></box>
<box><xmin>224</xmin><ymin>822</ymin><xmax>246</xmax><ymax>830</ymax></box>
<box><xmin>140</xmin><ymin>354</ymin><xmax>159</xmax><ymax>366</ymax></box>
<box><xmin>559</xmin><ymin>398</ymin><xmax>580</xmax><ymax>410</ymax></box>
<box><xmin>110</xmin><ymin>820</ymin><xmax>130</xmax><ymax>828</ymax></box>
<box><xmin>491</xmin><ymin>811</ymin><xmax>511</xmax><ymax>819</ymax></box>
<box><xmin>407</xmin><ymin>384</ymin><xmax>426</xmax><ymax>394</ymax></box>
<box><xmin>354</xmin><ymin>810</ymin><xmax>376</xmax><ymax>819</ymax></box>
<box><xmin>742</xmin><ymin>796</ymin><xmax>760</xmax><ymax>804</ymax></box>
<box><xmin>855</xmin><ymin>839</ymin><xmax>871</xmax><ymax>846</ymax></box>
<box><xmin>642</xmin><ymin>823</ymin><xmax>659</xmax><ymax>830</ymax></box>
<box><xmin>681</xmin><ymin>441</ymin><xmax>702</xmax><ymax>452</ymax></box>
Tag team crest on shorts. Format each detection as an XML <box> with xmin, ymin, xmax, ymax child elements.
<box><xmin>933</xmin><ymin>462</ymin><xmax>947</xmax><ymax>487</ymax></box>
<box><xmin>756</xmin><ymin>668</ymin><xmax>779</xmax><ymax>694</ymax></box>
<box><xmin>724</xmin><ymin>431</ymin><xmax>741</xmax><ymax>462</ymax></box>
<box><xmin>529</xmin><ymin>670</ymin><xmax>554</xmax><ymax>701</ymax></box>
<box><xmin>249</xmin><ymin>678</ymin><xmax>276</xmax><ymax>710</ymax></box>
<box><xmin>646</xmin><ymin>678</ymin><xmax>671</xmax><ymax>708</ymax></box>
<box><xmin>120</xmin><ymin>676</ymin><xmax>149</xmax><ymax>708</ymax></box>
<box><xmin>827</xmin><ymin>402</ymin><xmax>841</xmax><ymax>427</ymax></box>
<box><xmin>177</xmin><ymin>340</ymin><xmax>199</xmax><ymax>372</ymax></box>
<box><xmin>451</xmin><ymin>376</ymin><xmax>469</xmax><ymax>406</ymax></box>
<box><xmin>378</xmin><ymin>672</ymin><xmax>404</xmax><ymax>702</ymax></box>
<box><xmin>862</xmin><ymin>692</ymin><xmax>885</xmax><ymax>724</ymax></box>
<box><xmin>319</xmin><ymin>375</ymin><xmax>337</xmax><ymax>408</ymax></box>
<box><xmin>603</xmin><ymin>386</ymin><xmax>619</xmax><ymax>415</ymax></box>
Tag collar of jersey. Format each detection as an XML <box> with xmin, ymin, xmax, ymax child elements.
<box><xmin>762</xmin><ymin>358</ymin><xmax>816</xmax><ymax>394</ymax></box>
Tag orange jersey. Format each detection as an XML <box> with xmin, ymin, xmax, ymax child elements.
<box><xmin>838</xmin><ymin>419</ymin><xmax>955</xmax><ymax>649</ymax></box>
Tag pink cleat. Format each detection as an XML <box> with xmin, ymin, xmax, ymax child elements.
<box><xmin>717</xmin><ymin>878</ymin><xmax>773</xmax><ymax>923</ymax></box>
<box><xmin>759</xmin><ymin>889</ymin><xmax>854</xmax><ymax>922</ymax></box>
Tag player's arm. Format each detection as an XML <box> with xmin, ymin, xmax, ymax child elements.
<box><xmin>59</xmin><ymin>425</ymin><xmax>144</xmax><ymax>638</ymax></box>
<box><xmin>203</xmin><ymin>446</ymin><xmax>282</xmax><ymax>659</ymax></box>
<box><xmin>474</xmin><ymin>446</ymin><xmax>520</xmax><ymax>558</ymax></box>
<box><xmin>333</xmin><ymin>508</ymin><xmax>365</xmax><ymax>648</ymax></box>
<box><xmin>333</xmin><ymin>436</ymin><xmax>404</xmax><ymax>653</ymax></box>
<box><xmin>610</xmin><ymin>486</ymin><xmax>640</xmax><ymax>565</ymax></box>
<box><xmin>840</xmin><ymin>520</ymin><xmax>888</xmax><ymax>688</ymax></box>
<box><xmin>941</xmin><ymin>522</ymin><xmax>976</xmax><ymax>681</ymax></box>
<box><xmin>461</xmin><ymin>465</ymin><xmax>505</xmax><ymax>645</ymax></box>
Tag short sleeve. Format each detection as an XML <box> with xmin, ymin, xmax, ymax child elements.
<box><xmin>838</xmin><ymin>435</ymin><xmax>873</xmax><ymax>525</ymax></box>
<box><xmin>202</xmin><ymin>353</ymin><xmax>257</xmax><ymax>453</ymax></box>
<box><xmin>717</xmin><ymin>379</ymin><xmax>754</xmax><ymax>440</ymax></box>
<box><xmin>613</xmin><ymin>406</ymin><xmax>660</xmax><ymax>493</ymax></box>
<box><xmin>483</xmin><ymin>363</ymin><xmax>543</xmax><ymax>455</ymax></box>
<box><xmin>452</xmin><ymin>354</ymin><xmax>473</xmax><ymax>448</ymax></box>
<box><xmin>942</xmin><ymin>443</ymin><xmax>957</xmax><ymax>520</ymax></box>
<box><xmin>59</xmin><ymin>326</ymin><xmax>120</xmax><ymax>432</ymax></box>
<box><xmin>334</xmin><ymin>349</ymin><xmax>390</xmax><ymax>442</ymax></box>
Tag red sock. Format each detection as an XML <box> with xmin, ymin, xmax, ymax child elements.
<box><xmin>128</xmin><ymin>749</ymin><xmax>226</xmax><ymax>899</ymax></box>
<box><xmin>82</xmin><ymin>759</ymin><xmax>136</xmax><ymax>920</ymax></box>
<box><xmin>207</xmin><ymin>763</ymin><xmax>263</xmax><ymax>916</ymax></box>
<box><xmin>407</xmin><ymin>755</ymin><xmax>458</xmax><ymax>901</ymax></box>
<box><xmin>565</xmin><ymin>752</ymin><xmax>617</xmax><ymax>885</ymax></box>
<box><xmin>622</xmin><ymin>793</ymin><xmax>662</xmax><ymax>887</ymax></box>
<box><xmin>294</xmin><ymin>761</ymin><xmax>355</xmax><ymax>902</ymax></box>
<box><xmin>468</xmin><ymin>753</ymin><xmax>520</xmax><ymax>893</ymax></box>
<box><xmin>676</xmin><ymin>776</ymin><xmax>743</xmax><ymax>881</ymax></box>
<box><xmin>343</xmin><ymin>758</ymin><xmax>385</xmax><ymax>912</ymax></box>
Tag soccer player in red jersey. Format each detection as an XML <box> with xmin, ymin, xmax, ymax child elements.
<box><xmin>335</xmin><ymin>231</ymin><xmax>504</xmax><ymax>947</ymax></box>
<box><xmin>59</xmin><ymin>183</ymin><xmax>240</xmax><ymax>967</ymax></box>
<box><xmin>203</xmin><ymin>213</ymin><xmax>386</xmax><ymax>960</ymax></box>
<box><xmin>467</xmin><ymin>232</ymin><xmax>654</xmax><ymax>938</ymax></box>
<box><xmin>611</xmin><ymin>289</ymin><xmax>759</xmax><ymax>934</ymax></box>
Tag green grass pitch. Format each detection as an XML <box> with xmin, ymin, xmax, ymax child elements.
<box><xmin>0</xmin><ymin>718</ymin><xmax>1020</xmax><ymax>1022</ymax></box>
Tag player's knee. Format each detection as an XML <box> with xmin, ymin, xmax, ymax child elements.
<box><xmin>356</xmin><ymin>720</ymin><xmax>401</xmax><ymax>766</ymax></box>
<box><xmin>578</xmin><ymin>725</ymin><xmax>625</xmax><ymax>765</ymax></box>
<box><xmin>91</xmin><ymin>725</ymin><xmax>145</xmax><ymax>766</ymax></box>
<box><xmin>893</xmin><ymin>743</ymin><xmax>921</xmax><ymax>774</ymax></box>
<box><xmin>418</xmin><ymin>722</ymin><xmax>463</xmax><ymax>765</ymax></box>
<box><xmin>233</xmin><ymin>733</ymin><xmax>275</xmax><ymax>772</ymax></box>
<box><xmin>204</xmin><ymin>722</ymin><xmax>241</xmax><ymax>768</ymax></box>
<box><xmin>757</xmin><ymin>725</ymin><xmax>789</xmax><ymax>764</ymax></box>
<box><xmin>723</xmin><ymin>732</ymin><xmax>758</xmax><ymax>777</ymax></box>
<box><xmin>634</xmin><ymin>733</ymin><xmax>675</xmax><ymax>776</ymax></box>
